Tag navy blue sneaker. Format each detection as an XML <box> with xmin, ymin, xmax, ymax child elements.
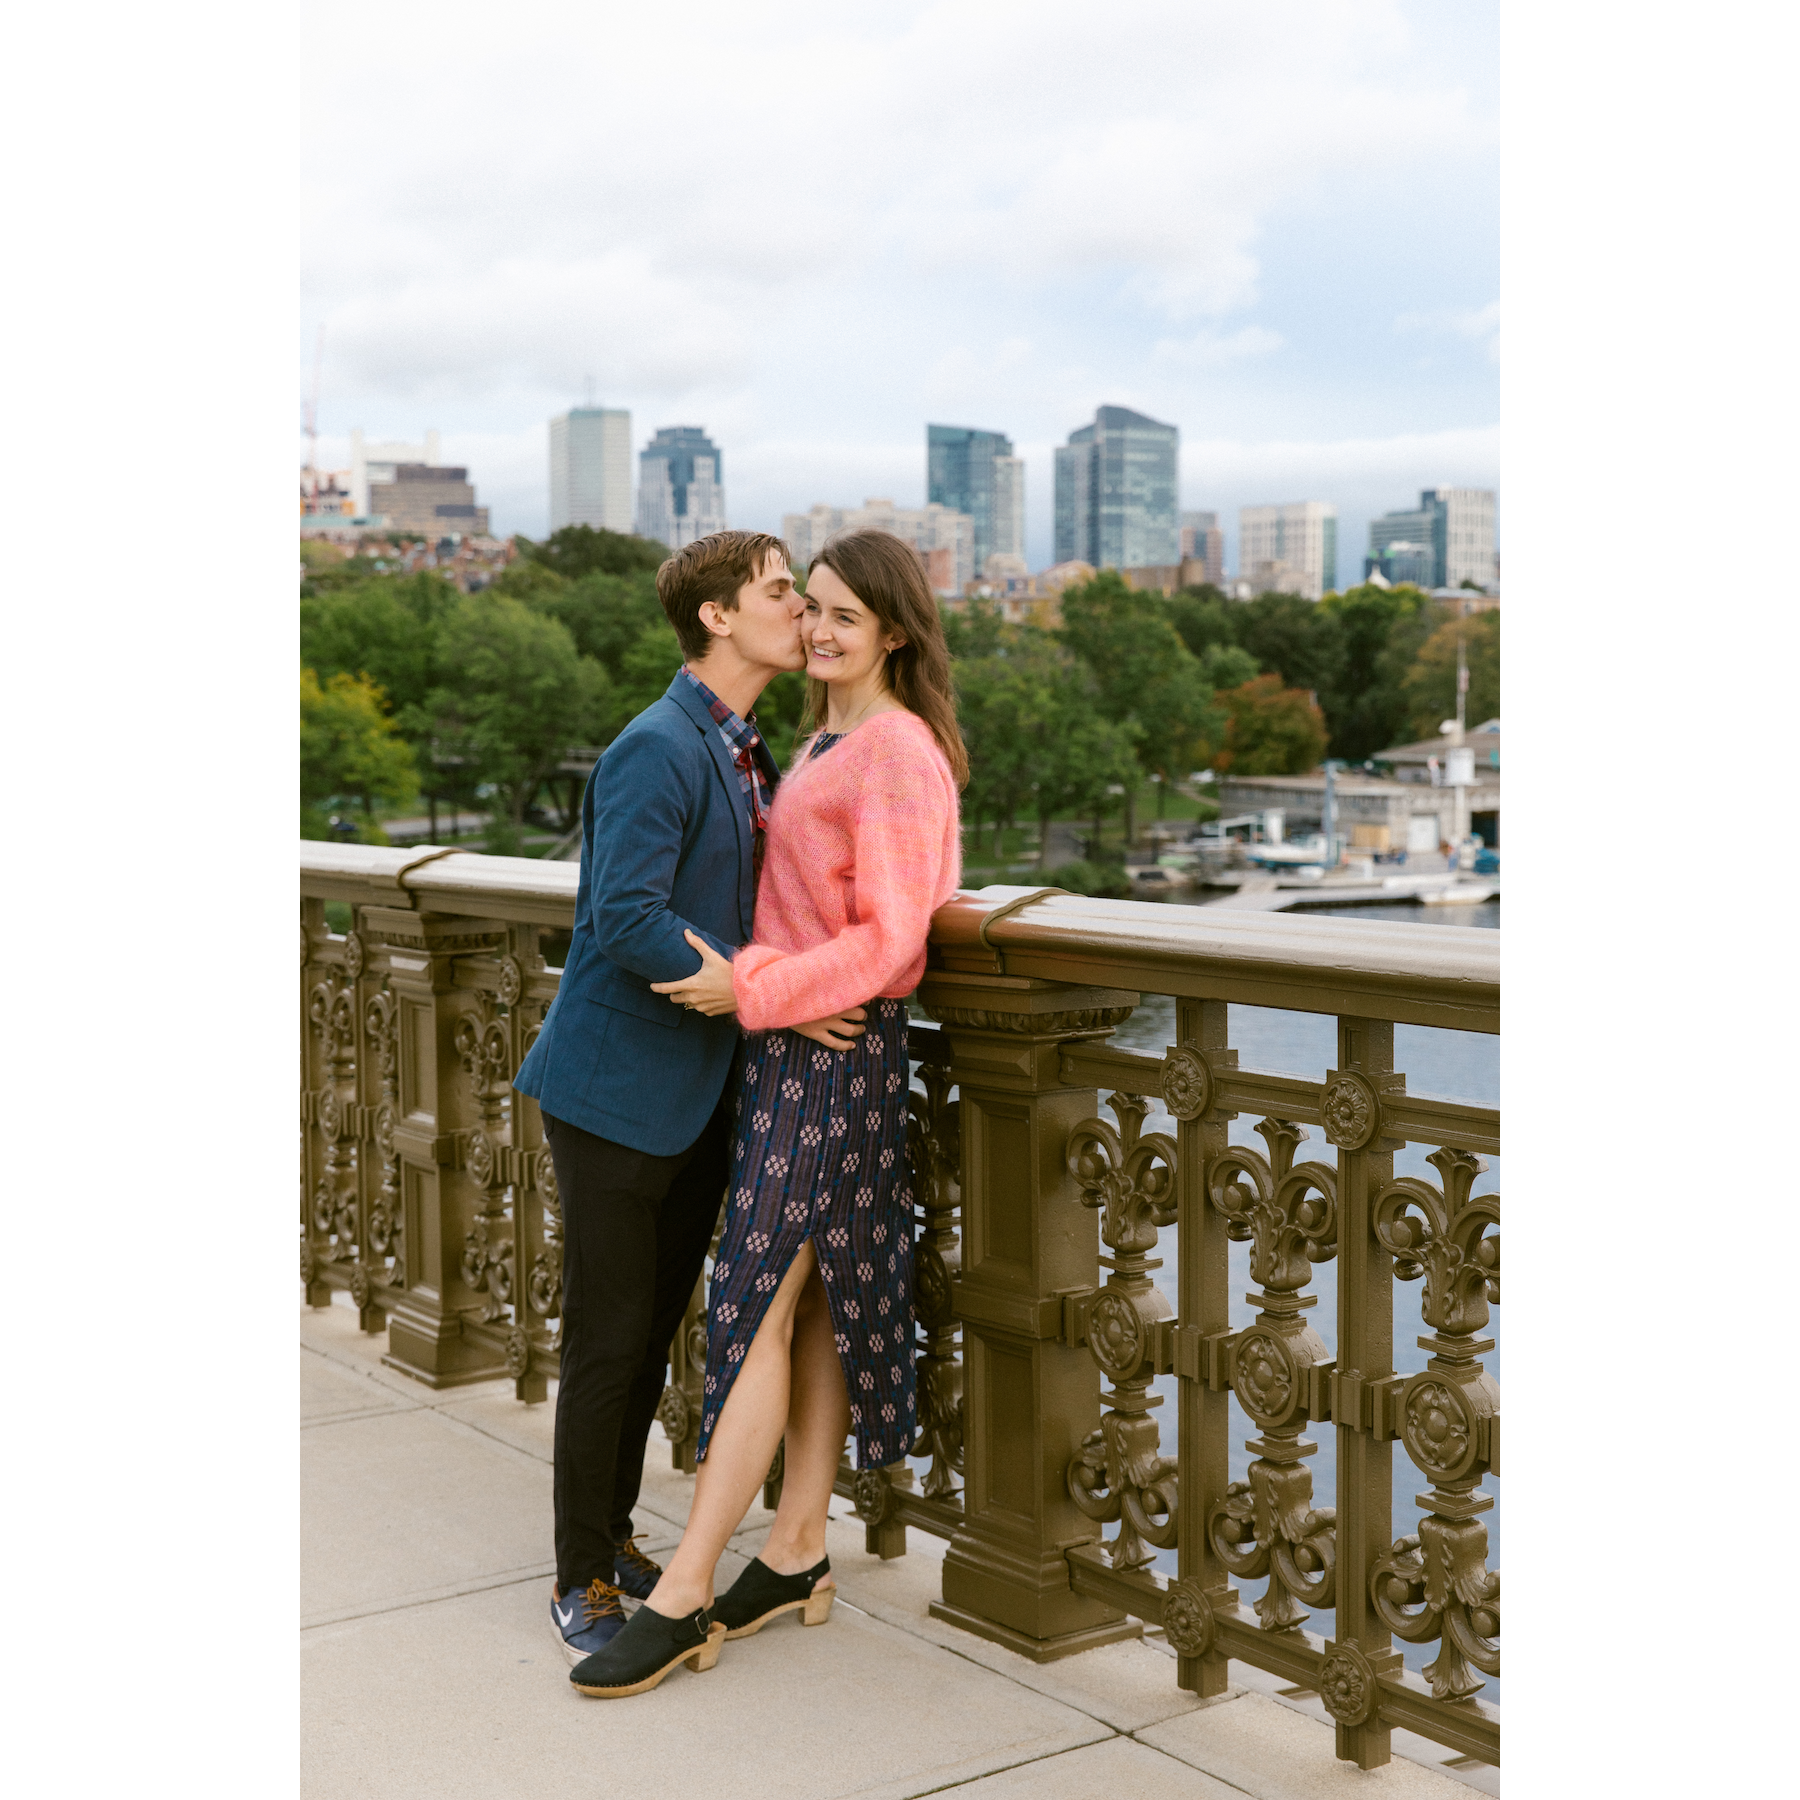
<box><xmin>613</xmin><ymin>1536</ymin><xmax>664</xmax><ymax>1602</ymax></box>
<box><xmin>551</xmin><ymin>1578</ymin><xmax>627</xmax><ymax>1666</ymax></box>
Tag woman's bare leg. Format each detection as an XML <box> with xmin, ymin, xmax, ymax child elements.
<box><xmin>643</xmin><ymin>1241</ymin><xmax>818</xmax><ymax>1617</ymax></box>
<box><xmin>757</xmin><ymin>1258</ymin><xmax>852</xmax><ymax>1583</ymax></box>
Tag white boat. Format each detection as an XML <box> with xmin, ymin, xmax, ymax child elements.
<box><xmin>1419</xmin><ymin>880</ymin><xmax>1499</xmax><ymax>906</ymax></box>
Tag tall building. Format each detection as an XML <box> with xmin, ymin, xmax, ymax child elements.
<box><xmin>366</xmin><ymin>464</ymin><xmax>489</xmax><ymax>537</ymax></box>
<box><xmin>1367</xmin><ymin>488</ymin><xmax>1497</xmax><ymax>591</ymax></box>
<box><xmin>781</xmin><ymin>499</ymin><xmax>974</xmax><ymax>596</ymax></box>
<box><xmin>926</xmin><ymin>425</ymin><xmax>1024</xmax><ymax>576</ymax></box>
<box><xmin>1053</xmin><ymin>405</ymin><xmax>1179</xmax><ymax>570</ymax></box>
<box><xmin>1179</xmin><ymin>510</ymin><xmax>1225</xmax><ymax>586</ymax></box>
<box><xmin>636</xmin><ymin>425</ymin><xmax>727</xmax><ymax>551</ymax></box>
<box><xmin>989</xmin><ymin>455</ymin><xmax>1026</xmax><ymax>576</ymax></box>
<box><xmin>350</xmin><ymin>428</ymin><xmax>441</xmax><ymax>518</ymax></box>
<box><xmin>549</xmin><ymin>407</ymin><xmax>632</xmax><ymax>533</ymax></box>
<box><xmin>1238</xmin><ymin>501</ymin><xmax>1338</xmax><ymax>600</ymax></box>
<box><xmin>1364</xmin><ymin>540</ymin><xmax>1436</xmax><ymax>588</ymax></box>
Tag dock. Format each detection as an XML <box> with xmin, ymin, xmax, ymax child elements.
<box><xmin>1182</xmin><ymin>871</ymin><xmax>1499</xmax><ymax>913</ymax></box>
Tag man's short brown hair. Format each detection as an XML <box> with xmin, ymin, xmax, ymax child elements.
<box><xmin>655</xmin><ymin>530</ymin><xmax>792</xmax><ymax>661</ymax></box>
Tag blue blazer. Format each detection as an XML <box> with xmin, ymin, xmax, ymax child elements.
<box><xmin>514</xmin><ymin>675</ymin><xmax>764</xmax><ymax>1155</ymax></box>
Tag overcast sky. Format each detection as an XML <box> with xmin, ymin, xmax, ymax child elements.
<box><xmin>302</xmin><ymin>0</ymin><xmax>1497</xmax><ymax>574</ymax></box>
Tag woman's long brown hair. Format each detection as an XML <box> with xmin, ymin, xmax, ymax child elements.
<box><xmin>804</xmin><ymin>529</ymin><xmax>969</xmax><ymax>788</ymax></box>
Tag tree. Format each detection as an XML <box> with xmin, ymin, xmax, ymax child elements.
<box><xmin>1313</xmin><ymin>582</ymin><xmax>1442</xmax><ymax>761</ymax></box>
<box><xmin>1233</xmin><ymin>591</ymin><xmax>1345</xmax><ymax>699</ymax></box>
<box><xmin>1058</xmin><ymin>572</ymin><xmax>1224</xmax><ymax>830</ymax></box>
<box><xmin>1199</xmin><ymin>642</ymin><xmax>1260</xmax><ymax>692</ymax></box>
<box><xmin>494</xmin><ymin>558</ymin><xmax>670</xmax><ymax>686</ymax></box>
<box><xmin>515</xmin><ymin>524</ymin><xmax>667</xmax><ymax>581</ymax></box>
<box><xmin>942</xmin><ymin>596</ymin><xmax>1009</xmax><ymax>662</ymax></box>
<box><xmin>300</xmin><ymin>571</ymin><xmax>461</xmax><ymax>726</ymax></box>
<box><xmin>752</xmin><ymin>670</ymin><xmax>811</xmax><ymax>769</ymax></box>
<box><xmin>425</xmin><ymin>596</ymin><xmax>616</xmax><ymax>844</ymax></box>
<box><xmin>301</xmin><ymin>669</ymin><xmax>420</xmax><ymax>840</ymax></box>
<box><xmin>616</xmin><ymin>621</ymin><xmax>686</xmax><ymax>724</ymax></box>
<box><xmin>1401</xmin><ymin>612</ymin><xmax>1500</xmax><ymax>743</ymax></box>
<box><xmin>1214</xmin><ymin>674</ymin><xmax>1329</xmax><ymax>776</ymax></box>
<box><xmin>952</xmin><ymin>634</ymin><xmax>1059</xmax><ymax>857</ymax></box>
<box><xmin>1167</xmin><ymin>585</ymin><xmax>1243</xmax><ymax>659</ymax></box>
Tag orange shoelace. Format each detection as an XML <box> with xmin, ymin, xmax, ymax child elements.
<box><xmin>616</xmin><ymin>1537</ymin><xmax>663</xmax><ymax>1587</ymax></box>
<box><xmin>582</xmin><ymin>1578</ymin><xmax>626</xmax><ymax>1626</ymax></box>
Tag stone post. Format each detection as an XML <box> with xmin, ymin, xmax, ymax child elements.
<box><xmin>921</xmin><ymin>968</ymin><xmax>1146</xmax><ymax>1662</ymax></box>
<box><xmin>365</xmin><ymin>903</ymin><xmax>511</xmax><ymax>1387</ymax></box>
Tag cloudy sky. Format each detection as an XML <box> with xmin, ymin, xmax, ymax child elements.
<box><xmin>302</xmin><ymin>0</ymin><xmax>1497</xmax><ymax>574</ymax></box>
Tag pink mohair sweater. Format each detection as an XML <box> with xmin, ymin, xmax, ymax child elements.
<box><xmin>731</xmin><ymin>709</ymin><xmax>962</xmax><ymax>1032</ymax></box>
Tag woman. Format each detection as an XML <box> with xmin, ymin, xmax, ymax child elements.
<box><xmin>564</xmin><ymin>528</ymin><xmax>966</xmax><ymax>1699</ymax></box>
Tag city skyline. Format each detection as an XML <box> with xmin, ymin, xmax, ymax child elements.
<box><xmin>313</xmin><ymin>405</ymin><xmax>1496</xmax><ymax>593</ymax></box>
<box><xmin>302</xmin><ymin>3</ymin><xmax>1497</xmax><ymax>573</ymax></box>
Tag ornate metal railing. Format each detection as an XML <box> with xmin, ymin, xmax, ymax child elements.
<box><xmin>301</xmin><ymin>846</ymin><xmax>1498</xmax><ymax>1772</ymax></box>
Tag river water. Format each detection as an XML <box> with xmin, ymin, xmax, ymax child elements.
<box><xmin>917</xmin><ymin>897</ymin><xmax>1500</xmax><ymax>1703</ymax></box>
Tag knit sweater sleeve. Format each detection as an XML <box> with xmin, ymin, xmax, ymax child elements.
<box><xmin>731</xmin><ymin>736</ymin><xmax>953</xmax><ymax>1030</ymax></box>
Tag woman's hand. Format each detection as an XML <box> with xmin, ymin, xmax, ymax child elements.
<box><xmin>793</xmin><ymin>1006</ymin><xmax>868</xmax><ymax>1051</ymax></box>
<box><xmin>649</xmin><ymin>930</ymin><xmax>738</xmax><ymax>1017</ymax></box>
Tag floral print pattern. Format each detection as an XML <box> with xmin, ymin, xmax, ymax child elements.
<box><xmin>697</xmin><ymin>999</ymin><xmax>915</xmax><ymax>1469</ymax></box>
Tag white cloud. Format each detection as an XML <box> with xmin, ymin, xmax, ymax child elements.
<box><xmin>301</xmin><ymin>2</ymin><xmax>1498</xmax><ymax>551</ymax></box>
<box><xmin>1187</xmin><ymin>420</ymin><xmax>1497</xmax><ymax>494</ymax></box>
<box><xmin>1153</xmin><ymin>325</ymin><xmax>1285</xmax><ymax>369</ymax></box>
<box><xmin>1395</xmin><ymin>300</ymin><xmax>1501</xmax><ymax>363</ymax></box>
<box><xmin>304</xmin><ymin>2</ymin><xmax>1489</xmax><ymax>402</ymax></box>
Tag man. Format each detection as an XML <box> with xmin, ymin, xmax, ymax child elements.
<box><xmin>514</xmin><ymin>530</ymin><xmax>866</xmax><ymax>1668</ymax></box>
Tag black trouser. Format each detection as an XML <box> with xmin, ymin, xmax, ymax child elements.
<box><xmin>542</xmin><ymin>1099</ymin><xmax>729</xmax><ymax>1594</ymax></box>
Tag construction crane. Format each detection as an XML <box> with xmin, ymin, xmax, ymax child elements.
<box><xmin>302</xmin><ymin>325</ymin><xmax>325</xmax><ymax>500</ymax></box>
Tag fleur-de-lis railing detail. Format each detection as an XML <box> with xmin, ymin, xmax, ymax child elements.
<box><xmin>307</xmin><ymin>965</ymin><xmax>360</xmax><ymax>1264</ymax></box>
<box><xmin>1065</xmin><ymin>1092</ymin><xmax>1180</xmax><ymax>1570</ymax></box>
<box><xmin>457</xmin><ymin>991</ymin><xmax>516</xmax><ymax>1326</ymax></box>
<box><xmin>1207</xmin><ymin>1118</ymin><xmax>1339</xmax><ymax>1630</ymax></box>
<box><xmin>363</xmin><ymin>990</ymin><xmax>403</xmax><ymax>1289</ymax></box>
<box><xmin>526</xmin><ymin>1145</ymin><xmax>562</xmax><ymax>1320</ymax></box>
<box><xmin>907</xmin><ymin>1059</ymin><xmax>963</xmax><ymax>1497</ymax></box>
<box><xmin>1370</xmin><ymin>1146</ymin><xmax>1500</xmax><ymax>1700</ymax></box>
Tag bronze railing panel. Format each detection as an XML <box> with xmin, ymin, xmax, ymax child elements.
<box><xmin>301</xmin><ymin>850</ymin><xmax>1499</xmax><ymax>1767</ymax></box>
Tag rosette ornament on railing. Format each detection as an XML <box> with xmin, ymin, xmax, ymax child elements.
<box><xmin>1370</xmin><ymin>1147</ymin><xmax>1500</xmax><ymax>1700</ymax></box>
<box><xmin>1207</xmin><ymin>1118</ymin><xmax>1340</xmax><ymax>1630</ymax></box>
<box><xmin>1065</xmin><ymin>1093</ymin><xmax>1180</xmax><ymax>1571</ymax></box>
<box><xmin>907</xmin><ymin>1058</ymin><xmax>964</xmax><ymax>1498</ymax></box>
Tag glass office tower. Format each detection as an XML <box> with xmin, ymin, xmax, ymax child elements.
<box><xmin>636</xmin><ymin>425</ymin><xmax>727</xmax><ymax>551</ymax></box>
<box><xmin>1052</xmin><ymin>405</ymin><xmax>1179</xmax><ymax>569</ymax></box>
<box><xmin>927</xmin><ymin>424</ymin><xmax>1021</xmax><ymax>578</ymax></box>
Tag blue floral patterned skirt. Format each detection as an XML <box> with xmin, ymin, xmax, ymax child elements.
<box><xmin>696</xmin><ymin>998</ymin><xmax>915</xmax><ymax>1471</ymax></box>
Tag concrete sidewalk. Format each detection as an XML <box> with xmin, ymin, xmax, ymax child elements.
<box><xmin>303</xmin><ymin>1299</ymin><xmax>1495</xmax><ymax>1798</ymax></box>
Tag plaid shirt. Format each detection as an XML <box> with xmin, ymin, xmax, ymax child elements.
<box><xmin>681</xmin><ymin>667</ymin><xmax>778</xmax><ymax>835</ymax></box>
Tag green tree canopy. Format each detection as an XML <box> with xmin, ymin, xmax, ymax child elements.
<box><xmin>1167</xmin><ymin>586</ymin><xmax>1243</xmax><ymax>659</ymax></box>
<box><xmin>952</xmin><ymin>631</ymin><xmax>1060</xmax><ymax>856</ymax></box>
<box><xmin>616</xmin><ymin>621</ymin><xmax>686</xmax><ymax>724</ymax></box>
<box><xmin>516</xmin><ymin>524</ymin><xmax>667</xmax><ymax>581</ymax></box>
<box><xmin>425</xmin><ymin>597</ymin><xmax>616</xmax><ymax>841</ymax></box>
<box><xmin>516</xmin><ymin>567</ymin><xmax>668</xmax><ymax>681</ymax></box>
<box><xmin>301</xmin><ymin>669</ymin><xmax>420</xmax><ymax>841</ymax></box>
<box><xmin>1231</xmin><ymin>591</ymin><xmax>1345</xmax><ymax>699</ymax></box>
<box><xmin>1314</xmin><ymin>583</ymin><xmax>1441</xmax><ymax>761</ymax></box>
<box><xmin>300</xmin><ymin>571</ymin><xmax>461</xmax><ymax>725</ymax></box>
<box><xmin>1401</xmin><ymin>612</ymin><xmax>1500</xmax><ymax>743</ymax></box>
<box><xmin>1057</xmin><ymin>572</ymin><xmax>1224</xmax><ymax>825</ymax></box>
<box><xmin>1199</xmin><ymin>642</ymin><xmax>1260</xmax><ymax>691</ymax></box>
<box><xmin>1214</xmin><ymin>674</ymin><xmax>1329</xmax><ymax>777</ymax></box>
